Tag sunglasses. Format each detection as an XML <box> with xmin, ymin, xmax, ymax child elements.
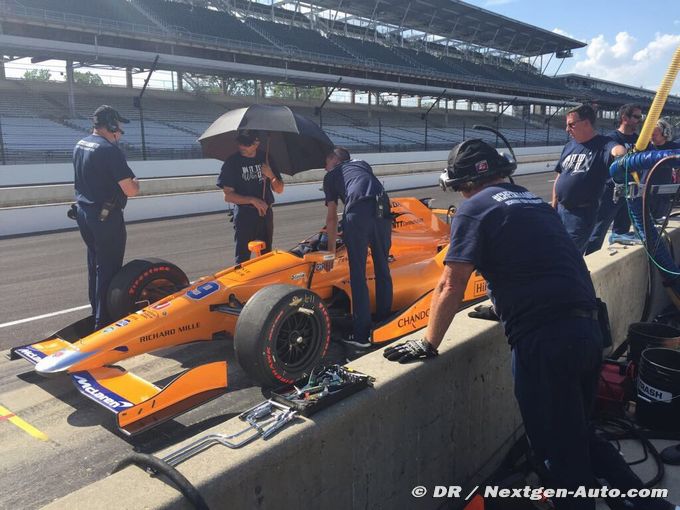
<box><xmin>566</xmin><ymin>119</ymin><xmax>586</xmax><ymax>129</ymax></box>
<box><xmin>238</xmin><ymin>139</ymin><xmax>256</xmax><ymax>146</ymax></box>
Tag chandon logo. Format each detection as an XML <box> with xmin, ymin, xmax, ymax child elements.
<box><xmin>397</xmin><ymin>309</ymin><xmax>430</xmax><ymax>329</ymax></box>
<box><xmin>73</xmin><ymin>375</ymin><xmax>133</xmax><ymax>409</ymax></box>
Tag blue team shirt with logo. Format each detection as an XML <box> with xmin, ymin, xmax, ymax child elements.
<box><xmin>606</xmin><ymin>130</ymin><xmax>638</xmax><ymax>150</ymax></box>
<box><xmin>554</xmin><ymin>134</ymin><xmax>619</xmax><ymax>209</ymax></box>
<box><xmin>217</xmin><ymin>152</ymin><xmax>281</xmax><ymax>206</ymax></box>
<box><xmin>323</xmin><ymin>159</ymin><xmax>384</xmax><ymax>211</ymax></box>
<box><xmin>445</xmin><ymin>183</ymin><xmax>596</xmax><ymax>342</ymax></box>
<box><xmin>73</xmin><ymin>134</ymin><xmax>135</xmax><ymax>207</ymax></box>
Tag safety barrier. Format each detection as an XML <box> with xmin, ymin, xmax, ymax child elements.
<box><xmin>0</xmin><ymin>148</ymin><xmax>559</xmax><ymax>237</ymax></box>
<box><xmin>41</xmin><ymin>229</ymin><xmax>664</xmax><ymax>510</ymax></box>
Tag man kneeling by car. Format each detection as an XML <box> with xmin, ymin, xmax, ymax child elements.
<box><xmin>384</xmin><ymin>139</ymin><xmax>678</xmax><ymax>510</ymax></box>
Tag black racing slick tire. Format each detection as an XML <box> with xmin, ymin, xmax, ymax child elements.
<box><xmin>234</xmin><ymin>285</ymin><xmax>331</xmax><ymax>387</ymax></box>
<box><xmin>107</xmin><ymin>258</ymin><xmax>190</xmax><ymax>320</ymax></box>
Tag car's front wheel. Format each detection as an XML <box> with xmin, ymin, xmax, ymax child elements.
<box><xmin>234</xmin><ymin>285</ymin><xmax>331</xmax><ymax>387</ymax></box>
<box><xmin>107</xmin><ymin>258</ymin><xmax>190</xmax><ymax>320</ymax></box>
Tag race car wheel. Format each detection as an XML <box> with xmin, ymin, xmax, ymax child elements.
<box><xmin>107</xmin><ymin>258</ymin><xmax>190</xmax><ymax>320</ymax></box>
<box><xmin>234</xmin><ymin>285</ymin><xmax>331</xmax><ymax>387</ymax></box>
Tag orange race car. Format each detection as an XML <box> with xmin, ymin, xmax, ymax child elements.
<box><xmin>9</xmin><ymin>197</ymin><xmax>487</xmax><ymax>435</ymax></box>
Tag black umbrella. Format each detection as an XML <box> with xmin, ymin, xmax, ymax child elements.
<box><xmin>198</xmin><ymin>104</ymin><xmax>334</xmax><ymax>175</ymax></box>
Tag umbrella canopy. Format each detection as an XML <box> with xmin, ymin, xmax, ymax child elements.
<box><xmin>198</xmin><ymin>104</ymin><xmax>334</xmax><ymax>176</ymax></box>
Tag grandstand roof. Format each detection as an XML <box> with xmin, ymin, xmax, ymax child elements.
<box><xmin>310</xmin><ymin>0</ymin><xmax>586</xmax><ymax>56</ymax></box>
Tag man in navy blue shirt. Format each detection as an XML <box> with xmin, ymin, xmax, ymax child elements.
<box><xmin>552</xmin><ymin>104</ymin><xmax>626</xmax><ymax>253</ymax></box>
<box><xmin>74</xmin><ymin>105</ymin><xmax>139</xmax><ymax>329</ymax></box>
<box><xmin>586</xmin><ymin>104</ymin><xmax>645</xmax><ymax>254</ymax></box>
<box><xmin>385</xmin><ymin>139</ymin><xmax>675</xmax><ymax>510</ymax></box>
<box><xmin>323</xmin><ymin>147</ymin><xmax>392</xmax><ymax>349</ymax></box>
<box><xmin>217</xmin><ymin>130</ymin><xmax>284</xmax><ymax>263</ymax></box>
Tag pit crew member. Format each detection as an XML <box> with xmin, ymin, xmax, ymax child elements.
<box><xmin>73</xmin><ymin>105</ymin><xmax>139</xmax><ymax>329</ymax></box>
<box><xmin>385</xmin><ymin>139</ymin><xmax>676</xmax><ymax>510</ymax></box>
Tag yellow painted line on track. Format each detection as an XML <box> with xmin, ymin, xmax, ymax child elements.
<box><xmin>0</xmin><ymin>405</ymin><xmax>49</xmax><ymax>441</ymax></box>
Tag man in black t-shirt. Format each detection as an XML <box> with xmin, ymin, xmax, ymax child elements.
<box><xmin>216</xmin><ymin>130</ymin><xmax>284</xmax><ymax>263</ymax></box>
<box><xmin>384</xmin><ymin>139</ymin><xmax>675</xmax><ymax>510</ymax></box>
<box><xmin>73</xmin><ymin>105</ymin><xmax>139</xmax><ymax>329</ymax></box>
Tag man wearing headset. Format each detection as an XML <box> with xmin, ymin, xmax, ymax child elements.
<box><xmin>73</xmin><ymin>105</ymin><xmax>139</xmax><ymax>329</ymax></box>
<box><xmin>648</xmin><ymin>118</ymin><xmax>680</xmax><ymax>220</ymax></box>
<box><xmin>384</xmin><ymin>139</ymin><xmax>676</xmax><ymax>510</ymax></box>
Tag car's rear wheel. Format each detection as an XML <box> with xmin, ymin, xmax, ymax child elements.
<box><xmin>107</xmin><ymin>258</ymin><xmax>190</xmax><ymax>320</ymax></box>
<box><xmin>234</xmin><ymin>285</ymin><xmax>331</xmax><ymax>387</ymax></box>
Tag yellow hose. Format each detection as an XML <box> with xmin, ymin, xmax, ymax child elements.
<box><xmin>636</xmin><ymin>44</ymin><xmax>680</xmax><ymax>152</ymax></box>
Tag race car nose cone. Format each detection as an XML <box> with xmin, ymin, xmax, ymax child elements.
<box><xmin>35</xmin><ymin>348</ymin><xmax>93</xmax><ymax>376</ymax></box>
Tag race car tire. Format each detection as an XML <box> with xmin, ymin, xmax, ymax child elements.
<box><xmin>234</xmin><ymin>284</ymin><xmax>331</xmax><ymax>387</ymax></box>
<box><xmin>107</xmin><ymin>258</ymin><xmax>190</xmax><ymax>320</ymax></box>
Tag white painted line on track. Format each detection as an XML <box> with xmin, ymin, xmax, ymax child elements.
<box><xmin>0</xmin><ymin>279</ymin><xmax>198</xmax><ymax>329</ymax></box>
<box><xmin>0</xmin><ymin>305</ymin><xmax>90</xmax><ymax>329</ymax></box>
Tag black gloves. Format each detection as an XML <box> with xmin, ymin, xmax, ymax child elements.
<box><xmin>383</xmin><ymin>339</ymin><xmax>438</xmax><ymax>363</ymax></box>
<box><xmin>468</xmin><ymin>304</ymin><xmax>499</xmax><ymax>321</ymax></box>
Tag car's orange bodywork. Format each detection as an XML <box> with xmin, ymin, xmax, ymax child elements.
<box><xmin>10</xmin><ymin>197</ymin><xmax>487</xmax><ymax>434</ymax></box>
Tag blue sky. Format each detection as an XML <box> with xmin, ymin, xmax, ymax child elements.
<box><xmin>465</xmin><ymin>0</ymin><xmax>680</xmax><ymax>94</ymax></box>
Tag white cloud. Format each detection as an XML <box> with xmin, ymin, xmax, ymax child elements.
<box><xmin>566</xmin><ymin>32</ymin><xmax>680</xmax><ymax>94</ymax></box>
<box><xmin>552</xmin><ymin>27</ymin><xmax>583</xmax><ymax>42</ymax></box>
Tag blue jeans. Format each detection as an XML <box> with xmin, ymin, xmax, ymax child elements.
<box><xmin>557</xmin><ymin>204</ymin><xmax>597</xmax><ymax>254</ymax></box>
<box><xmin>586</xmin><ymin>182</ymin><xmax>630</xmax><ymax>255</ymax></box>
<box><xmin>76</xmin><ymin>204</ymin><xmax>126</xmax><ymax>328</ymax></box>
<box><xmin>512</xmin><ymin>318</ymin><xmax>670</xmax><ymax>510</ymax></box>
<box><xmin>343</xmin><ymin>200</ymin><xmax>393</xmax><ymax>342</ymax></box>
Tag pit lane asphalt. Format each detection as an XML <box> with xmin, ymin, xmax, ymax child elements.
<box><xmin>0</xmin><ymin>172</ymin><xmax>554</xmax><ymax>510</ymax></box>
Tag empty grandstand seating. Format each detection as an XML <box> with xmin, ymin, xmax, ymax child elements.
<box><xmin>247</xmin><ymin>19</ymin><xmax>353</xmax><ymax>60</ymax></box>
<box><xmin>0</xmin><ymin>79</ymin><xmax>572</xmax><ymax>164</ymax></box>
<box><xmin>330</xmin><ymin>35</ymin><xmax>413</xmax><ymax>70</ymax></box>
<box><xmin>138</xmin><ymin>0</ymin><xmax>271</xmax><ymax>48</ymax></box>
<box><xmin>13</xmin><ymin>0</ymin><xmax>141</xmax><ymax>25</ymax></box>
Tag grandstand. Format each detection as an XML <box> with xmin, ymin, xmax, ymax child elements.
<box><xmin>0</xmin><ymin>0</ymin><xmax>678</xmax><ymax>164</ymax></box>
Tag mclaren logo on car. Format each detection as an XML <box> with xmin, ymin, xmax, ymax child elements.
<box><xmin>73</xmin><ymin>375</ymin><xmax>133</xmax><ymax>410</ymax></box>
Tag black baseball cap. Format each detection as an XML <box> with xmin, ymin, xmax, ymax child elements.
<box><xmin>236</xmin><ymin>129</ymin><xmax>259</xmax><ymax>145</ymax></box>
<box><xmin>445</xmin><ymin>139</ymin><xmax>516</xmax><ymax>190</ymax></box>
<box><xmin>93</xmin><ymin>105</ymin><xmax>129</xmax><ymax>127</ymax></box>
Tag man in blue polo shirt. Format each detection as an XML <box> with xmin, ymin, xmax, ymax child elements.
<box><xmin>551</xmin><ymin>104</ymin><xmax>626</xmax><ymax>254</ymax></box>
<box><xmin>74</xmin><ymin>105</ymin><xmax>139</xmax><ymax>329</ymax></box>
<box><xmin>323</xmin><ymin>147</ymin><xmax>392</xmax><ymax>349</ymax></box>
<box><xmin>385</xmin><ymin>139</ymin><xmax>676</xmax><ymax>510</ymax></box>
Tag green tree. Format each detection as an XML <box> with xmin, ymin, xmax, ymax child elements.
<box><xmin>74</xmin><ymin>71</ymin><xmax>104</xmax><ymax>86</ymax></box>
<box><xmin>222</xmin><ymin>77</ymin><xmax>256</xmax><ymax>96</ymax></box>
<box><xmin>23</xmin><ymin>69</ymin><xmax>51</xmax><ymax>81</ymax></box>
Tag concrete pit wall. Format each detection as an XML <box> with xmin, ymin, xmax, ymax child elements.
<box><xmin>43</xmin><ymin>234</ymin><xmax>663</xmax><ymax>510</ymax></box>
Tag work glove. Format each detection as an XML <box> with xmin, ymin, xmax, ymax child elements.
<box><xmin>468</xmin><ymin>304</ymin><xmax>499</xmax><ymax>321</ymax></box>
<box><xmin>383</xmin><ymin>339</ymin><xmax>438</xmax><ymax>364</ymax></box>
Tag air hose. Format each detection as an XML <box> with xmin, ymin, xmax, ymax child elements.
<box><xmin>608</xmin><ymin>153</ymin><xmax>680</xmax><ymax>307</ymax></box>
<box><xmin>634</xmin><ymin>45</ymin><xmax>680</xmax><ymax>152</ymax></box>
<box><xmin>113</xmin><ymin>452</ymin><xmax>210</xmax><ymax>510</ymax></box>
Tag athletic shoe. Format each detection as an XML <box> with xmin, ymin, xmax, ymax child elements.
<box><xmin>609</xmin><ymin>232</ymin><xmax>642</xmax><ymax>245</ymax></box>
<box><xmin>342</xmin><ymin>335</ymin><xmax>372</xmax><ymax>349</ymax></box>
